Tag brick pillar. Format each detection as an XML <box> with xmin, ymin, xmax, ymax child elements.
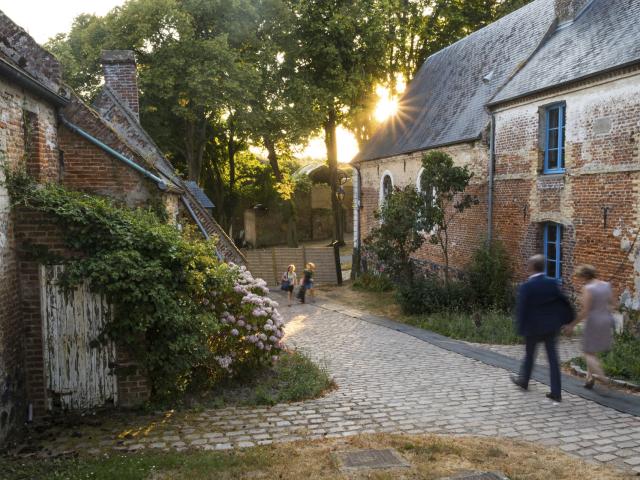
<box><xmin>101</xmin><ymin>50</ymin><xmax>139</xmax><ymax>120</ymax></box>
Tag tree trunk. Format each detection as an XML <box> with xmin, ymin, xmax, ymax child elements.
<box><xmin>265</xmin><ymin>138</ymin><xmax>298</xmax><ymax>247</ymax></box>
<box><xmin>324</xmin><ymin>106</ymin><xmax>344</xmax><ymax>245</ymax></box>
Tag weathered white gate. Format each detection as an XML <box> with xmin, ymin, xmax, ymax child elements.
<box><xmin>40</xmin><ymin>265</ymin><xmax>117</xmax><ymax>410</ymax></box>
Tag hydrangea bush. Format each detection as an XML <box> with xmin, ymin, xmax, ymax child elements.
<box><xmin>209</xmin><ymin>265</ymin><xmax>285</xmax><ymax>378</ymax></box>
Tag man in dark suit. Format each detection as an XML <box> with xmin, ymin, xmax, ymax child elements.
<box><xmin>511</xmin><ymin>255</ymin><xmax>574</xmax><ymax>402</ymax></box>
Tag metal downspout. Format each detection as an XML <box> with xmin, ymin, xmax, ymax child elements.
<box><xmin>488</xmin><ymin>113</ymin><xmax>496</xmax><ymax>243</ymax></box>
<box><xmin>59</xmin><ymin>116</ymin><xmax>168</xmax><ymax>191</ymax></box>
<box><xmin>351</xmin><ymin>164</ymin><xmax>362</xmax><ymax>279</ymax></box>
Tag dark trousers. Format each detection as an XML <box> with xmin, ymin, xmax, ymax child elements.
<box><xmin>521</xmin><ymin>332</ymin><xmax>561</xmax><ymax>397</ymax></box>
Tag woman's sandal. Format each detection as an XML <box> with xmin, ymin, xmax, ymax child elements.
<box><xmin>584</xmin><ymin>378</ymin><xmax>595</xmax><ymax>389</ymax></box>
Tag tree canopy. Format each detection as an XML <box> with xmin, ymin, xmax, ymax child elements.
<box><xmin>46</xmin><ymin>0</ymin><xmax>532</xmax><ymax>239</ymax></box>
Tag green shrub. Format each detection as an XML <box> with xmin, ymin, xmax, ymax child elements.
<box><xmin>395</xmin><ymin>275</ymin><xmax>471</xmax><ymax>315</ymax></box>
<box><xmin>467</xmin><ymin>241</ymin><xmax>514</xmax><ymax>311</ymax></box>
<box><xmin>571</xmin><ymin>333</ymin><xmax>640</xmax><ymax>384</ymax></box>
<box><xmin>353</xmin><ymin>272</ymin><xmax>394</xmax><ymax>292</ymax></box>
<box><xmin>4</xmin><ymin>170</ymin><xmax>284</xmax><ymax>399</ymax></box>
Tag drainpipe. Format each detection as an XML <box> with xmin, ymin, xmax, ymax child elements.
<box><xmin>181</xmin><ymin>196</ymin><xmax>223</xmax><ymax>261</ymax></box>
<box><xmin>487</xmin><ymin>113</ymin><xmax>496</xmax><ymax>244</ymax></box>
<box><xmin>351</xmin><ymin>164</ymin><xmax>362</xmax><ymax>280</ymax></box>
<box><xmin>59</xmin><ymin>116</ymin><xmax>168</xmax><ymax>191</ymax></box>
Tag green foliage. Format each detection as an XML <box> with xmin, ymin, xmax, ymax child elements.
<box><xmin>364</xmin><ymin>185</ymin><xmax>426</xmax><ymax>283</ymax></box>
<box><xmin>419</xmin><ymin>150</ymin><xmax>479</xmax><ymax>280</ymax></box>
<box><xmin>467</xmin><ymin>241</ymin><xmax>515</xmax><ymax>311</ymax></box>
<box><xmin>5</xmin><ymin>170</ymin><xmax>284</xmax><ymax>399</ymax></box>
<box><xmin>352</xmin><ymin>272</ymin><xmax>394</xmax><ymax>292</ymax></box>
<box><xmin>3</xmin><ymin>449</ymin><xmax>272</xmax><ymax>480</ymax></box>
<box><xmin>395</xmin><ymin>276</ymin><xmax>472</xmax><ymax>315</ymax></box>
<box><xmin>573</xmin><ymin>333</ymin><xmax>640</xmax><ymax>384</ymax></box>
<box><xmin>406</xmin><ymin>310</ymin><xmax>520</xmax><ymax>345</ymax></box>
<box><xmin>189</xmin><ymin>350</ymin><xmax>334</xmax><ymax>408</ymax></box>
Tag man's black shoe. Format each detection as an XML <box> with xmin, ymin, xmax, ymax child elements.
<box><xmin>546</xmin><ymin>393</ymin><xmax>562</xmax><ymax>402</ymax></box>
<box><xmin>510</xmin><ymin>375</ymin><xmax>528</xmax><ymax>390</ymax></box>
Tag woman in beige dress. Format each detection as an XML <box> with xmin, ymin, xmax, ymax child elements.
<box><xmin>564</xmin><ymin>265</ymin><xmax>615</xmax><ymax>389</ymax></box>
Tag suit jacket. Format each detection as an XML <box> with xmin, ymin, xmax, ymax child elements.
<box><xmin>516</xmin><ymin>275</ymin><xmax>575</xmax><ymax>337</ymax></box>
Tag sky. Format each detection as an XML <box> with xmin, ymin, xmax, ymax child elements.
<box><xmin>0</xmin><ymin>0</ymin><xmax>403</xmax><ymax>164</ymax></box>
<box><xmin>0</xmin><ymin>0</ymin><xmax>125</xmax><ymax>44</ymax></box>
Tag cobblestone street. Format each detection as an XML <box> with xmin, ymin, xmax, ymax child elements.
<box><xmin>30</xmin><ymin>297</ymin><xmax>640</xmax><ymax>474</ymax></box>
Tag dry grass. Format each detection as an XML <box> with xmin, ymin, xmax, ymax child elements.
<box><xmin>9</xmin><ymin>433</ymin><xmax>630</xmax><ymax>479</ymax></box>
<box><xmin>315</xmin><ymin>281</ymin><xmax>402</xmax><ymax>319</ymax></box>
<box><xmin>241</xmin><ymin>434</ymin><xmax>631</xmax><ymax>480</ymax></box>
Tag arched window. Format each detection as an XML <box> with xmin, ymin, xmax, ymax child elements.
<box><xmin>379</xmin><ymin>171</ymin><xmax>394</xmax><ymax>205</ymax></box>
<box><xmin>417</xmin><ymin>167</ymin><xmax>438</xmax><ymax>235</ymax></box>
<box><xmin>417</xmin><ymin>167</ymin><xmax>436</xmax><ymax>207</ymax></box>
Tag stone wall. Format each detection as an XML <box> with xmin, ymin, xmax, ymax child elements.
<box><xmin>0</xmin><ymin>75</ymin><xmax>60</xmax><ymax>440</ymax></box>
<box><xmin>492</xmin><ymin>70</ymin><xmax>640</xmax><ymax>299</ymax></box>
<box><xmin>357</xmin><ymin>140</ymin><xmax>489</xmax><ymax>273</ymax></box>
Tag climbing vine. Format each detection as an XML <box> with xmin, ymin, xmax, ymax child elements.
<box><xmin>4</xmin><ymin>167</ymin><xmax>284</xmax><ymax>399</ymax></box>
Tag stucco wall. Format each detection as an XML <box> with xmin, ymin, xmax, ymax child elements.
<box><xmin>357</xmin><ymin>140</ymin><xmax>489</xmax><ymax>272</ymax></box>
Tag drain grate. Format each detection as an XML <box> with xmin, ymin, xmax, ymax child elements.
<box><xmin>335</xmin><ymin>448</ymin><xmax>410</xmax><ymax>471</ymax></box>
<box><xmin>445</xmin><ymin>472</ymin><xmax>510</xmax><ymax>480</ymax></box>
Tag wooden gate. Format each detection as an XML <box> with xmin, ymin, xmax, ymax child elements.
<box><xmin>40</xmin><ymin>265</ymin><xmax>117</xmax><ymax>410</ymax></box>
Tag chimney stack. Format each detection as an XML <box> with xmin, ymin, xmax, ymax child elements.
<box><xmin>555</xmin><ymin>0</ymin><xmax>590</xmax><ymax>24</ymax></box>
<box><xmin>101</xmin><ymin>50</ymin><xmax>139</xmax><ymax>120</ymax></box>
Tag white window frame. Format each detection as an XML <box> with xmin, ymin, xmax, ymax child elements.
<box><xmin>379</xmin><ymin>170</ymin><xmax>394</xmax><ymax>206</ymax></box>
<box><xmin>416</xmin><ymin>167</ymin><xmax>438</xmax><ymax>236</ymax></box>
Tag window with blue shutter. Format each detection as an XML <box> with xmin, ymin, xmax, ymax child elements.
<box><xmin>544</xmin><ymin>104</ymin><xmax>566</xmax><ymax>173</ymax></box>
<box><xmin>543</xmin><ymin>223</ymin><xmax>562</xmax><ymax>280</ymax></box>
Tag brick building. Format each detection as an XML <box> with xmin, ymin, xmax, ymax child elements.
<box><xmin>0</xmin><ymin>11</ymin><xmax>243</xmax><ymax>441</ymax></box>
<box><xmin>354</xmin><ymin>0</ymin><xmax>640</xmax><ymax>302</ymax></box>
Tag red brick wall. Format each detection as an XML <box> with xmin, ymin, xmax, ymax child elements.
<box><xmin>493</xmin><ymin>73</ymin><xmax>640</xmax><ymax>300</ymax></box>
<box><xmin>0</xmin><ymin>76</ymin><xmax>60</xmax><ymax>440</ymax></box>
<box><xmin>59</xmin><ymin>96</ymin><xmax>156</xmax><ymax>206</ymax></box>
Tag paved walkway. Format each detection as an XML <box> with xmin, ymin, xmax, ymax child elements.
<box><xmin>24</xmin><ymin>296</ymin><xmax>640</xmax><ymax>474</ymax></box>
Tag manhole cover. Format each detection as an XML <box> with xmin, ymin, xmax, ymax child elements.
<box><xmin>444</xmin><ymin>472</ymin><xmax>510</xmax><ymax>480</ymax></box>
<box><xmin>335</xmin><ymin>448</ymin><xmax>410</xmax><ymax>471</ymax></box>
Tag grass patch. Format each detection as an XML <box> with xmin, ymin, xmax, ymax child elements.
<box><xmin>316</xmin><ymin>283</ymin><xmax>520</xmax><ymax>345</ymax></box>
<box><xmin>405</xmin><ymin>310</ymin><xmax>520</xmax><ymax>345</ymax></box>
<box><xmin>352</xmin><ymin>272</ymin><xmax>394</xmax><ymax>292</ymax></box>
<box><xmin>571</xmin><ymin>333</ymin><xmax>640</xmax><ymax>384</ymax></box>
<box><xmin>3</xmin><ymin>434</ymin><xmax>629</xmax><ymax>480</ymax></box>
<box><xmin>201</xmin><ymin>349</ymin><xmax>335</xmax><ymax>408</ymax></box>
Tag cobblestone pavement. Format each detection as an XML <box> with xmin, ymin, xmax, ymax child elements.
<box><xmin>32</xmin><ymin>300</ymin><xmax>640</xmax><ymax>474</ymax></box>
<box><xmin>467</xmin><ymin>337</ymin><xmax>583</xmax><ymax>368</ymax></box>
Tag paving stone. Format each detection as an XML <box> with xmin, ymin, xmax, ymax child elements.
<box><xmin>24</xmin><ymin>297</ymin><xmax>640</xmax><ymax>473</ymax></box>
<box><xmin>594</xmin><ymin>454</ymin><xmax>618</xmax><ymax>462</ymax></box>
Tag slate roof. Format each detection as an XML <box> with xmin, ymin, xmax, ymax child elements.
<box><xmin>491</xmin><ymin>0</ymin><xmax>640</xmax><ymax>105</ymax></box>
<box><xmin>356</xmin><ymin>0</ymin><xmax>556</xmax><ymax>162</ymax></box>
<box><xmin>184</xmin><ymin>181</ymin><xmax>215</xmax><ymax>209</ymax></box>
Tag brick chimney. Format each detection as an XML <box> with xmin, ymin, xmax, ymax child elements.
<box><xmin>555</xmin><ymin>0</ymin><xmax>590</xmax><ymax>23</ymax></box>
<box><xmin>101</xmin><ymin>50</ymin><xmax>139</xmax><ymax>120</ymax></box>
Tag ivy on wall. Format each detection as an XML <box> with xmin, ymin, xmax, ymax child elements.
<box><xmin>5</xmin><ymin>168</ymin><xmax>284</xmax><ymax>399</ymax></box>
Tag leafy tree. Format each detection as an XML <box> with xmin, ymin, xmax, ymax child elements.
<box><xmin>364</xmin><ymin>185</ymin><xmax>425</xmax><ymax>284</ymax></box>
<box><xmin>286</xmin><ymin>0</ymin><xmax>389</xmax><ymax>244</ymax></box>
<box><xmin>419</xmin><ymin>150</ymin><xmax>478</xmax><ymax>283</ymax></box>
<box><xmin>246</xmin><ymin>0</ymin><xmax>321</xmax><ymax>246</ymax></box>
